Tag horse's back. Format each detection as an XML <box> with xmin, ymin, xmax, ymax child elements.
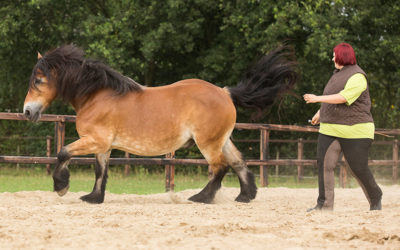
<box><xmin>156</xmin><ymin>78</ymin><xmax>229</xmax><ymax>98</ymax></box>
<box><xmin>144</xmin><ymin>78</ymin><xmax>236</xmax><ymax>128</ymax></box>
<box><xmin>158</xmin><ymin>78</ymin><xmax>236</xmax><ymax>123</ymax></box>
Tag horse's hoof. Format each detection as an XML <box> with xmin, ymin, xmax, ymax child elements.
<box><xmin>53</xmin><ymin>168</ymin><xmax>70</xmax><ymax>195</ymax></box>
<box><xmin>249</xmin><ymin>186</ymin><xmax>257</xmax><ymax>200</ymax></box>
<box><xmin>235</xmin><ymin>194</ymin><xmax>251</xmax><ymax>203</ymax></box>
<box><xmin>56</xmin><ymin>185</ymin><xmax>69</xmax><ymax>197</ymax></box>
<box><xmin>80</xmin><ymin>192</ymin><xmax>104</xmax><ymax>204</ymax></box>
<box><xmin>370</xmin><ymin>198</ymin><xmax>382</xmax><ymax>211</ymax></box>
<box><xmin>188</xmin><ymin>193</ymin><xmax>213</xmax><ymax>204</ymax></box>
<box><xmin>246</xmin><ymin>172</ymin><xmax>258</xmax><ymax>200</ymax></box>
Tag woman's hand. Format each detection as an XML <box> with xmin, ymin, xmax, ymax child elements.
<box><xmin>303</xmin><ymin>94</ymin><xmax>319</xmax><ymax>103</ymax></box>
<box><xmin>310</xmin><ymin>110</ymin><xmax>320</xmax><ymax>125</ymax></box>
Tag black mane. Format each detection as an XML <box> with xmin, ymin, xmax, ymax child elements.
<box><xmin>30</xmin><ymin>45</ymin><xmax>143</xmax><ymax>102</ymax></box>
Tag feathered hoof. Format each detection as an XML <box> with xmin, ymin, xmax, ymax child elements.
<box><xmin>80</xmin><ymin>192</ymin><xmax>104</xmax><ymax>204</ymax></box>
<box><xmin>235</xmin><ymin>193</ymin><xmax>251</xmax><ymax>203</ymax></box>
<box><xmin>188</xmin><ymin>193</ymin><xmax>213</xmax><ymax>204</ymax></box>
<box><xmin>56</xmin><ymin>185</ymin><xmax>69</xmax><ymax>197</ymax></box>
<box><xmin>53</xmin><ymin>168</ymin><xmax>70</xmax><ymax>196</ymax></box>
<box><xmin>248</xmin><ymin>185</ymin><xmax>257</xmax><ymax>200</ymax></box>
<box><xmin>246</xmin><ymin>172</ymin><xmax>258</xmax><ymax>200</ymax></box>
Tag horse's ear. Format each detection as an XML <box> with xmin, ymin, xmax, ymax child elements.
<box><xmin>37</xmin><ymin>52</ymin><xmax>42</xmax><ymax>59</ymax></box>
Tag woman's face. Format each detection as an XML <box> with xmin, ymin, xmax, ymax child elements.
<box><xmin>332</xmin><ymin>52</ymin><xmax>343</xmax><ymax>69</ymax></box>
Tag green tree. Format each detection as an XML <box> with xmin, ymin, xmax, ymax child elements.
<box><xmin>1</xmin><ymin>0</ymin><xmax>399</xmax><ymax>166</ymax></box>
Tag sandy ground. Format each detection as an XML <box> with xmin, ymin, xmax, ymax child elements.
<box><xmin>0</xmin><ymin>186</ymin><xmax>399</xmax><ymax>250</ymax></box>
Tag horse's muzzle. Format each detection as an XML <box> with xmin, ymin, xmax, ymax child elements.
<box><xmin>23</xmin><ymin>103</ymin><xmax>42</xmax><ymax>122</ymax></box>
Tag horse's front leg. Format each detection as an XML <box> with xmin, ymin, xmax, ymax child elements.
<box><xmin>80</xmin><ymin>151</ymin><xmax>111</xmax><ymax>204</ymax></box>
<box><xmin>52</xmin><ymin>137</ymin><xmax>110</xmax><ymax>200</ymax></box>
<box><xmin>53</xmin><ymin>147</ymin><xmax>72</xmax><ymax>196</ymax></box>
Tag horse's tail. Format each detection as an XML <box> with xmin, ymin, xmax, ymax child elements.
<box><xmin>228</xmin><ymin>46</ymin><xmax>299</xmax><ymax>118</ymax></box>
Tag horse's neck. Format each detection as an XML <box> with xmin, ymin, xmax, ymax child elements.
<box><xmin>71</xmin><ymin>89</ymin><xmax>121</xmax><ymax>114</ymax></box>
<box><xmin>70</xmin><ymin>95</ymin><xmax>95</xmax><ymax>114</ymax></box>
<box><xmin>70</xmin><ymin>97</ymin><xmax>86</xmax><ymax>113</ymax></box>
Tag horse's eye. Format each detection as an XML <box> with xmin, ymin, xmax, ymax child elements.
<box><xmin>34</xmin><ymin>78</ymin><xmax>42</xmax><ymax>85</ymax></box>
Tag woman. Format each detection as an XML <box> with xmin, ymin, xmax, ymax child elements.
<box><xmin>303</xmin><ymin>43</ymin><xmax>382</xmax><ymax>211</ymax></box>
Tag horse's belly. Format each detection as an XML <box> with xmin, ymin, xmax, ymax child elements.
<box><xmin>111</xmin><ymin>130</ymin><xmax>191</xmax><ymax>156</ymax></box>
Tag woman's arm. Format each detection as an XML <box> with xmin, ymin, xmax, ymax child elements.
<box><xmin>303</xmin><ymin>93</ymin><xmax>346</xmax><ymax>104</ymax></box>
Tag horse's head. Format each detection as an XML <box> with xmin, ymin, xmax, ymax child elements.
<box><xmin>23</xmin><ymin>52</ymin><xmax>57</xmax><ymax>122</ymax></box>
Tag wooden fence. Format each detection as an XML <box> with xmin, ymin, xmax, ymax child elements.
<box><xmin>0</xmin><ymin>112</ymin><xmax>399</xmax><ymax>191</ymax></box>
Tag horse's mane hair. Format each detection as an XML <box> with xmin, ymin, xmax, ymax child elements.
<box><xmin>30</xmin><ymin>45</ymin><xmax>143</xmax><ymax>102</ymax></box>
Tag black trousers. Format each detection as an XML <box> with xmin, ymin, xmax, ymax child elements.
<box><xmin>316</xmin><ymin>133</ymin><xmax>382</xmax><ymax>208</ymax></box>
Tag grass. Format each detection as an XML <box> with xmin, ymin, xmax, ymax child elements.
<box><xmin>0</xmin><ymin>166</ymin><xmax>396</xmax><ymax>194</ymax></box>
<box><xmin>0</xmin><ymin>166</ymin><xmax>320</xmax><ymax>194</ymax></box>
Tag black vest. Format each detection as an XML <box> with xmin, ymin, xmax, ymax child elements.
<box><xmin>320</xmin><ymin>64</ymin><xmax>374</xmax><ymax>125</ymax></box>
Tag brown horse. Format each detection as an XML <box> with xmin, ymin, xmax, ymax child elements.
<box><xmin>23</xmin><ymin>45</ymin><xmax>298</xmax><ymax>204</ymax></box>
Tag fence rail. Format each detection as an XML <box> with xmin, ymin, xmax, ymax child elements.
<box><xmin>0</xmin><ymin>112</ymin><xmax>399</xmax><ymax>190</ymax></box>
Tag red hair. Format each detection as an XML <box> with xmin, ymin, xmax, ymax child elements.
<box><xmin>333</xmin><ymin>43</ymin><xmax>357</xmax><ymax>66</ymax></box>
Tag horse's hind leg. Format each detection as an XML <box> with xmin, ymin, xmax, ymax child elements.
<box><xmin>188</xmin><ymin>164</ymin><xmax>228</xmax><ymax>204</ymax></box>
<box><xmin>80</xmin><ymin>150</ymin><xmax>111</xmax><ymax>204</ymax></box>
<box><xmin>188</xmin><ymin>152</ymin><xmax>229</xmax><ymax>204</ymax></box>
<box><xmin>223</xmin><ymin>139</ymin><xmax>257</xmax><ymax>202</ymax></box>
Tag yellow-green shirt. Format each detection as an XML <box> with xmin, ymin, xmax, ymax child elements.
<box><xmin>319</xmin><ymin>73</ymin><xmax>374</xmax><ymax>139</ymax></box>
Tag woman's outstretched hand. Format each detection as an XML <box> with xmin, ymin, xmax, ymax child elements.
<box><xmin>303</xmin><ymin>94</ymin><xmax>319</xmax><ymax>104</ymax></box>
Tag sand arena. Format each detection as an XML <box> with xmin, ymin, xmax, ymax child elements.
<box><xmin>0</xmin><ymin>186</ymin><xmax>399</xmax><ymax>249</ymax></box>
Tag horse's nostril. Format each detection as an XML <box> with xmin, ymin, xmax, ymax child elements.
<box><xmin>24</xmin><ymin>109</ymin><xmax>31</xmax><ymax>118</ymax></box>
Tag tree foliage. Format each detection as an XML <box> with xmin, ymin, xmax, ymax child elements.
<box><xmin>0</xmin><ymin>0</ymin><xmax>399</xmax><ymax>157</ymax></box>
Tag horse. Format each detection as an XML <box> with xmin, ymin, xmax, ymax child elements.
<box><xmin>23</xmin><ymin>45</ymin><xmax>298</xmax><ymax>204</ymax></box>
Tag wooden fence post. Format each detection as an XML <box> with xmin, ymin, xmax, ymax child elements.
<box><xmin>297</xmin><ymin>138</ymin><xmax>304</xmax><ymax>182</ymax></box>
<box><xmin>393</xmin><ymin>139</ymin><xmax>398</xmax><ymax>184</ymax></box>
<box><xmin>275</xmin><ymin>151</ymin><xmax>280</xmax><ymax>177</ymax></box>
<box><xmin>124</xmin><ymin>151</ymin><xmax>131</xmax><ymax>176</ymax></box>
<box><xmin>260</xmin><ymin>129</ymin><xmax>269</xmax><ymax>187</ymax></box>
<box><xmin>16</xmin><ymin>145</ymin><xmax>20</xmax><ymax>171</ymax></box>
<box><xmin>46</xmin><ymin>136</ymin><xmax>52</xmax><ymax>175</ymax></box>
<box><xmin>165</xmin><ymin>152</ymin><xmax>175</xmax><ymax>192</ymax></box>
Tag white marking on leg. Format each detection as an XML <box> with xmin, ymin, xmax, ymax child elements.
<box><xmin>95</xmin><ymin>178</ymin><xmax>103</xmax><ymax>192</ymax></box>
<box><xmin>94</xmin><ymin>152</ymin><xmax>110</xmax><ymax>193</ymax></box>
<box><xmin>59</xmin><ymin>160</ymin><xmax>70</xmax><ymax>170</ymax></box>
<box><xmin>223</xmin><ymin>139</ymin><xmax>248</xmax><ymax>185</ymax></box>
<box><xmin>233</xmin><ymin>164</ymin><xmax>248</xmax><ymax>185</ymax></box>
